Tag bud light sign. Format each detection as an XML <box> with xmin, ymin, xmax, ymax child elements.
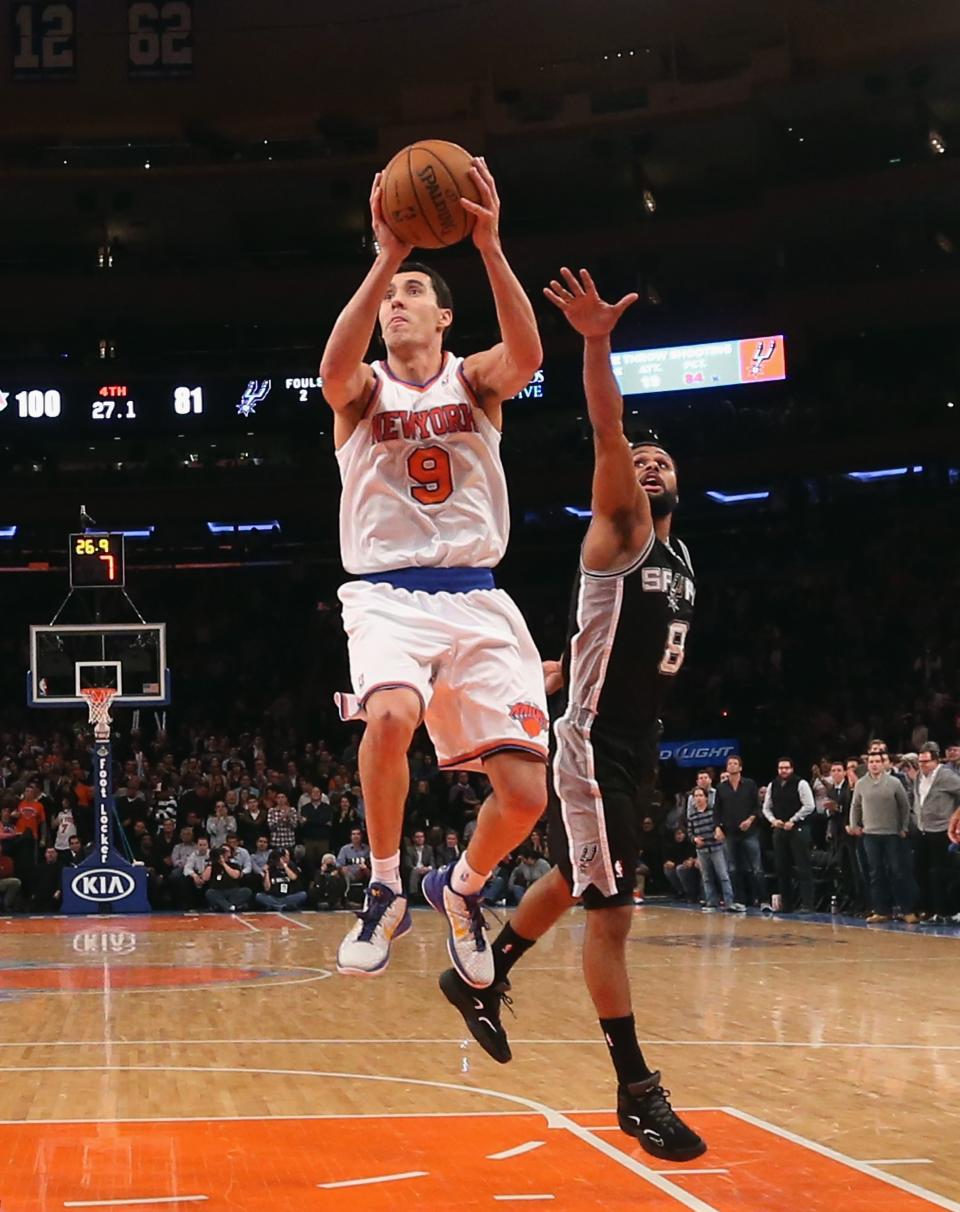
<box><xmin>660</xmin><ymin>738</ymin><xmax>739</xmax><ymax>768</ymax></box>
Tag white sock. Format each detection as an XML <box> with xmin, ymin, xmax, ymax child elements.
<box><xmin>452</xmin><ymin>854</ymin><xmax>488</xmax><ymax>896</ymax></box>
<box><xmin>370</xmin><ymin>854</ymin><xmax>402</xmax><ymax>895</ymax></box>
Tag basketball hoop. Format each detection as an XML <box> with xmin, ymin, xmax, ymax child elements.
<box><xmin>80</xmin><ymin>686</ymin><xmax>119</xmax><ymax>741</ymax></box>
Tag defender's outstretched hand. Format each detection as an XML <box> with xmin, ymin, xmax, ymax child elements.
<box><xmin>543</xmin><ymin>267</ymin><xmax>638</xmax><ymax>338</ymax></box>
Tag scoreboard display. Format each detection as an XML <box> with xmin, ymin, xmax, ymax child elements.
<box><xmin>0</xmin><ymin>373</ymin><xmax>325</xmax><ymax>437</ymax></box>
<box><xmin>69</xmin><ymin>533</ymin><xmax>125</xmax><ymax>588</ymax></box>
<box><xmin>611</xmin><ymin>335</ymin><xmax>787</xmax><ymax>396</ymax></box>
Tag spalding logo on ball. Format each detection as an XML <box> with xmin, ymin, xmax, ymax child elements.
<box><xmin>381</xmin><ymin>140</ymin><xmax>482</xmax><ymax>250</ymax></box>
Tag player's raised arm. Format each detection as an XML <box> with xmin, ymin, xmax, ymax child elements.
<box><xmin>543</xmin><ymin>268</ymin><xmax>643</xmax><ymax>522</ymax></box>
<box><xmin>319</xmin><ymin>173</ymin><xmax>412</xmax><ymax>412</ymax></box>
<box><xmin>460</xmin><ymin>158</ymin><xmax>542</xmax><ymax>406</ymax></box>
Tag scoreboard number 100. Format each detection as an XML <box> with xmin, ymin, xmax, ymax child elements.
<box><xmin>17</xmin><ymin>389</ymin><xmax>61</xmax><ymax>418</ymax></box>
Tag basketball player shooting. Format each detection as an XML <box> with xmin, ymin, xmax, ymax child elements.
<box><xmin>438</xmin><ymin>267</ymin><xmax>706</xmax><ymax>1163</ymax></box>
<box><xmin>319</xmin><ymin>158</ymin><xmax>549</xmax><ymax>983</ymax></box>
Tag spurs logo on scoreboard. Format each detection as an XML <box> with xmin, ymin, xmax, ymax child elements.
<box><xmin>750</xmin><ymin>338</ymin><xmax>778</xmax><ymax>376</ymax></box>
<box><xmin>237</xmin><ymin>380</ymin><xmax>272</xmax><ymax>418</ymax></box>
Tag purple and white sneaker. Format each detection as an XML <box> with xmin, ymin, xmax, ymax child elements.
<box><xmin>423</xmin><ymin>864</ymin><xmax>494</xmax><ymax>989</ymax></box>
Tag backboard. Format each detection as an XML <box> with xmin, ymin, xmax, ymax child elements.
<box><xmin>28</xmin><ymin>623</ymin><xmax>168</xmax><ymax>707</ymax></box>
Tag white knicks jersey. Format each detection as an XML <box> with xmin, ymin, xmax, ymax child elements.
<box><xmin>336</xmin><ymin>352</ymin><xmax>510</xmax><ymax>574</ymax></box>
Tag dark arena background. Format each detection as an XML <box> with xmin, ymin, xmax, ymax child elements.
<box><xmin>0</xmin><ymin>2</ymin><xmax>958</xmax><ymax>1209</ymax></box>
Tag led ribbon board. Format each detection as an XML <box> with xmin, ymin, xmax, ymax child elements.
<box><xmin>611</xmin><ymin>335</ymin><xmax>786</xmax><ymax>396</ymax></box>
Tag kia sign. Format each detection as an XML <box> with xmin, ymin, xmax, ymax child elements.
<box><xmin>62</xmin><ymin>852</ymin><xmax>151</xmax><ymax>914</ymax></box>
<box><xmin>70</xmin><ymin>868</ymin><xmax>137</xmax><ymax>903</ymax></box>
<box><xmin>660</xmin><ymin>739</ymin><xmax>739</xmax><ymax>768</ymax></box>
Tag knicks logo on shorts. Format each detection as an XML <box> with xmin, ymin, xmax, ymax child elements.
<box><xmin>508</xmin><ymin>701</ymin><xmax>548</xmax><ymax>738</ymax></box>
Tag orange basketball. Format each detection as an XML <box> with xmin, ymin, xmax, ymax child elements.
<box><xmin>380</xmin><ymin>140</ymin><xmax>482</xmax><ymax>250</ymax></box>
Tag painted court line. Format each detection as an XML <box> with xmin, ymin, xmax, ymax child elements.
<box><xmin>231</xmin><ymin>915</ymin><xmax>260</xmax><ymax>933</ymax></box>
<box><xmin>273</xmin><ymin>912</ymin><xmax>311</xmax><ymax>930</ymax></box>
<box><xmin>64</xmin><ymin>1198</ymin><xmax>208</xmax><ymax>1208</ymax></box>
<box><xmin>656</xmin><ymin>1169</ymin><xmax>730</xmax><ymax>1176</ymax></box>
<box><xmin>318</xmin><ymin>1170</ymin><xmax>427</xmax><ymax>1189</ymax></box>
<box><xmin>723</xmin><ymin>1106</ymin><xmax>960</xmax><ymax>1212</ymax></box>
<box><xmin>493</xmin><ymin>1198</ymin><xmax>554</xmax><ymax>1203</ymax></box>
<box><xmin>0</xmin><ymin>1109</ymin><xmax>546</xmax><ymax>1126</ymax></box>
<box><xmin>487</xmin><ymin>1140</ymin><xmax>546</xmax><ymax>1160</ymax></box>
<box><xmin>3</xmin><ymin>1036</ymin><xmax>957</xmax><ymax>1052</ymax></box>
<box><xmin>860</xmin><ymin>1158</ymin><xmax>933</xmax><ymax>1166</ymax></box>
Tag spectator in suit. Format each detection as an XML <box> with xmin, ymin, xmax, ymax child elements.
<box><xmin>403</xmin><ymin>829</ymin><xmax>435</xmax><ymax>903</ymax></box>
<box><xmin>914</xmin><ymin>743</ymin><xmax>960</xmax><ymax>924</ymax></box>
<box><xmin>298</xmin><ymin>784</ymin><xmax>332</xmax><ymax>869</ymax></box>
<box><xmin>62</xmin><ymin>835</ymin><xmax>87</xmax><ymax>868</ymax></box>
<box><xmin>762</xmin><ymin>758</ymin><xmax>816</xmax><ymax>913</ymax></box>
<box><xmin>435</xmin><ymin>829</ymin><xmax>463</xmax><ymax>867</ymax></box>
<box><xmin>824</xmin><ymin>760</ymin><xmax>867</xmax><ymax>911</ymax></box>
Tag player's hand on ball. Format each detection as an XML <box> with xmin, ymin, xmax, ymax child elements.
<box><xmin>461</xmin><ymin>157</ymin><xmax>501</xmax><ymax>252</ymax></box>
<box><xmin>544</xmin><ymin>267</ymin><xmax>638</xmax><ymax>337</ymax></box>
<box><xmin>370</xmin><ymin>172</ymin><xmax>412</xmax><ymax>261</ymax></box>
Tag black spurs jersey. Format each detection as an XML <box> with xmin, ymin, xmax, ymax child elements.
<box><xmin>559</xmin><ymin>530</ymin><xmax>695</xmax><ymax>735</ymax></box>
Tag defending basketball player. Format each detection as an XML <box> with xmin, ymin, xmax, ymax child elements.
<box><xmin>319</xmin><ymin>158</ymin><xmax>549</xmax><ymax>983</ymax></box>
<box><xmin>439</xmin><ymin>268</ymin><xmax>706</xmax><ymax>1163</ymax></box>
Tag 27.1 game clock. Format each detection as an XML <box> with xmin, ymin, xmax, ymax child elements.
<box><xmin>69</xmin><ymin>533</ymin><xmax>126</xmax><ymax>589</ymax></box>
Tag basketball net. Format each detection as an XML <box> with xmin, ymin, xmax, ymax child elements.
<box><xmin>80</xmin><ymin>687</ymin><xmax>118</xmax><ymax>742</ymax></box>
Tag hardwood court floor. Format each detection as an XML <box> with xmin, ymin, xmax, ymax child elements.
<box><xmin>0</xmin><ymin>904</ymin><xmax>957</xmax><ymax>1211</ymax></box>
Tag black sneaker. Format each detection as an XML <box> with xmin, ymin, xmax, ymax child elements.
<box><xmin>438</xmin><ymin>967</ymin><xmax>513</xmax><ymax>1064</ymax></box>
<box><xmin>617</xmin><ymin>1072</ymin><xmax>707</xmax><ymax>1162</ymax></box>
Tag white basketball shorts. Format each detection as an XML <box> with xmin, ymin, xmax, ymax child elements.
<box><xmin>335</xmin><ymin>581</ymin><xmax>549</xmax><ymax>773</ymax></box>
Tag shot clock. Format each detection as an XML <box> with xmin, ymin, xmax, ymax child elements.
<box><xmin>69</xmin><ymin>533</ymin><xmax>126</xmax><ymax>589</ymax></box>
